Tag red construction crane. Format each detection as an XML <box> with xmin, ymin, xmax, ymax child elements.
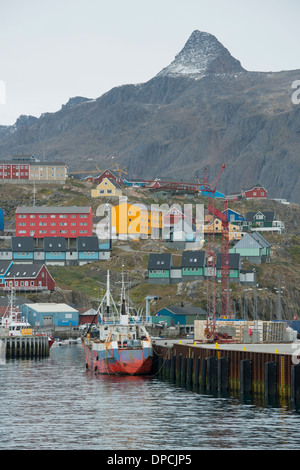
<box><xmin>207</xmin><ymin>199</ymin><xmax>231</xmax><ymax>320</ymax></box>
<box><xmin>204</xmin><ymin>163</ymin><xmax>226</xmax><ymax>340</ymax></box>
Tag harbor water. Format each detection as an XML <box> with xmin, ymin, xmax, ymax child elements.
<box><xmin>0</xmin><ymin>343</ymin><xmax>300</xmax><ymax>451</ymax></box>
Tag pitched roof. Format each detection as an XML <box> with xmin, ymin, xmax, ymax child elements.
<box><xmin>245</xmin><ymin>211</ymin><xmax>275</xmax><ymax>222</ymax></box>
<box><xmin>216</xmin><ymin>253</ymin><xmax>241</xmax><ymax>270</ymax></box>
<box><xmin>4</xmin><ymin>263</ymin><xmax>43</xmax><ymax>279</ymax></box>
<box><xmin>181</xmin><ymin>250</ymin><xmax>205</xmax><ymax>267</ymax></box>
<box><xmin>23</xmin><ymin>303</ymin><xmax>78</xmax><ymax>313</ymax></box>
<box><xmin>158</xmin><ymin>304</ymin><xmax>207</xmax><ymax>317</ymax></box>
<box><xmin>148</xmin><ymin>253</ymin><xmax>172</xmax><ymax>270</ymax></box>
<box><xmin>11</xmin><ymin>236</ymin><xmax>34</xmax><ymax>251</ymax></box>
<box><xmin>105</xmin><ymin>178</ymin><xmax>122</xmax><ymax>189</ymax></box>
<box><xmin>250</xmin><ymin>231</ymin><xmax>272</xmax><ymax>247</ymax></box>
<box><xmin>76</xmin><ymin>236</ymin><xmax>99</xmax><ymax>251</ymax></box>
<box><xmin>16</xmin><ymin>206</ymin><xmax>91</xmax><ymax>214</ymax></box>
<box><xmin>43</xmin><ymin>237</ymin><xmax>66</xmax><ymax>251</ymax></box>
<box><xmin>0</xmin><ymin>261</ymin><xmax>13</xmax><ymax>275</ymax></box>
<box><xmin>232</xmin><ymin>232</ymin><xmax>271</xmax><ymax>249</ymax></box>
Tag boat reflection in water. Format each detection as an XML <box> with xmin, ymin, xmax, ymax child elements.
<box><xmin>82</xmin><ymin>270</ymin><xmax>153</xmax><ymax>375</ymax></box>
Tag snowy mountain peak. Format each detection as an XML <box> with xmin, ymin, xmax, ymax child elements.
<box><xmin>157</xmin><ymin>30</ymin><xmax>245</xmax><ymax>78</ymax></box>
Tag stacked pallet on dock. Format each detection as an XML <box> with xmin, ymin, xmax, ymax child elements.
<box><xmin>262</xmin><ymin>321</ymin><xmax>286</xmax><ymax>343</ymax></box>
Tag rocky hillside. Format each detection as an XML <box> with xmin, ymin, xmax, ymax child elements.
<box><xmin>0</xmin><ymin>30</ymin><xmax>299</xmax><ymax>204</ymax></box>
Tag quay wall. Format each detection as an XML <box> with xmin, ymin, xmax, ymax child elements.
<box><xmin>0</xmin><ymin>335</ymin><xmax>50</xmax><ymax>359</ymax></box>
<box><xmin>152</xmin><ymin>342</ymin><xmax>300</xmax><ymax>405</ymax></box>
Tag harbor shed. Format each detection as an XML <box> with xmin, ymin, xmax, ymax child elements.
<box><xmin>21</xmin><ymin>303</ymin><xmax>79</xmax><ymax>328</ymax></box>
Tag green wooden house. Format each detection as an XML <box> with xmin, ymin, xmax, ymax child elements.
<box><xmin>148</xmin><ymin>253</ymin><xmax>173</xmax><ymax>284</ymax></box>
<box><xmin>181</xmin><ymin>250</ymin><xmax>206</xmax><ymax>280</ymax></box>
<box><xmin>216</xmin><ymin>253</ymin><xmax>241</xmax><ymax>282</ymax></box>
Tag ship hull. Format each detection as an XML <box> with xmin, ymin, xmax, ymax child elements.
<box><xmin>83</xmin><ymin>341</ymin><xmax>153</xmax><ymax>376</ymax></box>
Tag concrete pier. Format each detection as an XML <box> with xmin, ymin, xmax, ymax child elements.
<box><xmin>152</xmin><ymin>339</ymin><xmax>300</xmax><ymax>403</ymax></box>
<box><xmin>1</xmin><ymin>335</ymin><xmax>50</xmax><ymax>359</ymax></box>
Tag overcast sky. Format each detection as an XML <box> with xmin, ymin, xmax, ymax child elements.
<box><xmin>0</xmin><ymin>0</ymin><xmax>299</xmax><ymax>125</ymax></box>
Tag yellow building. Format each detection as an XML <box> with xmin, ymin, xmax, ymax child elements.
<box><xmin>204</xmin><ymin>215</ymin><xmax>245</xmax><ymax>241</ymax></box>
<box><xmin>111</xmin><ymin>201</ymin><xmax>163</xmax><ymax>238</ymax></box>
<box><xmin>91</xmin><ymin>178</ymin><xmax>123</xmax><ymax>198</ymax></box>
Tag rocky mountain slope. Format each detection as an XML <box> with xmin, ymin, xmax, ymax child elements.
<box><xmin>0</xmin><ymin>30</ymin><xmax>299</xmax><ymax>203</ymax></box>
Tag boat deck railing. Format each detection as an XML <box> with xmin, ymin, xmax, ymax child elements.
<box><xmin>100</xmin><ymin>316</ymin><xmax>152</xmax><ymax>326</ymax></box>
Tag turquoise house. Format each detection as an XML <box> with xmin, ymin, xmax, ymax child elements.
<box><xmin>12</xmin><ymin>237</ymin><xmax>34</xmax><ymax>261</ymax></box>
<box><xmin>43</xmin><ymin>237</ymin><xmax>66</xmax><ymax>263</ymax></box>
<box><xmin>77</xmin><ymin>236</ymin><xmax>100</xmax><ymax>261</ymax></box>
<box><xmin>152</xmin><ymin>305</ymin><xmax>207</xmax><ymax>331</ymax></box>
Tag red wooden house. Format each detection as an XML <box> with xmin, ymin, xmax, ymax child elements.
<box><xmin>93</xmin><ymin>170</ymin><xmax>123</xmax><ymax>185</ymax></box>
<box><xmin>1</xmin><ymin>262</ymin><xmax>55</xmax><ymax>291</ymax></box>
<box><xmin>242</xmin><ymin>185</ymin><xmax>267</xmax><ymax>199</ymax></box>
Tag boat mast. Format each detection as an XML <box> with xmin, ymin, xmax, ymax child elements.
<box><xmin>120</xmin><ymin>266</ymin><xmax>126</xmax><ymax>316</ymax></box>
<box><xmin>106</xmin><ymin>270</ymin><xmax>110</xmax><ymax>315</ymax></box>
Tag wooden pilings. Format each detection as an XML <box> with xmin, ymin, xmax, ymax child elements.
<box><xmin>1</xmin><ymin>335</ymin><xmax>50</xmax><ymax>359</ymax></box>
<box><xmin>153</xmin><ymin>343</ymin><xmax>300</xmax><ymax>404</ymax></box>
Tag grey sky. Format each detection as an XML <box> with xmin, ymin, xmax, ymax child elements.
<box><xmin>0</xmin><ymin>0</ymin><xmax>299</xmax><ymax>125</ymax></box>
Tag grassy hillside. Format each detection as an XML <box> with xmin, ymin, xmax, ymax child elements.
<box><xmin>1</xmin><ymin>179</ymin><xmax>300</xmax><ymax>320</ymax></box>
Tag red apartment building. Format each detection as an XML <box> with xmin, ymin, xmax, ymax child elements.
<box><xmin>15</xmin><ymin>206</ymin><xmax>93</xmax><ymax>238</ymax></box>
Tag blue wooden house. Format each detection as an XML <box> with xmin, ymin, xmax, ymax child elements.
<box><xmin>223</xmin><ymin>208</ymin><xmax>245</xmax><ymax>223</ymax></box>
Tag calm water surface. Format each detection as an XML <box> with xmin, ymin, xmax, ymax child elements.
<box><xmin>0</xmin><ymin>343</ymin><xmax>300</xmax><ymax>450</ymax></box>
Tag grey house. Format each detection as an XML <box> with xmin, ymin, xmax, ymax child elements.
<box><xmin>229</xmin><ymin>232</ymin><xmax>272</xmax><ymax>264</ymax></box>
